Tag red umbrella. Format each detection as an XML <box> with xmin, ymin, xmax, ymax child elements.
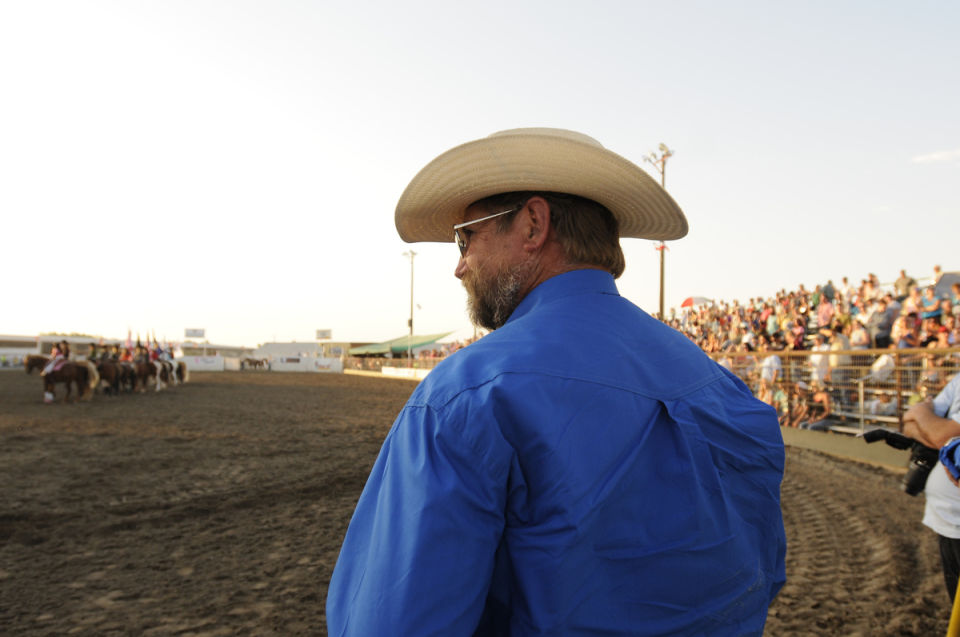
<box><xmin>681</xmin><ymin>296</ymin><xmax>712</xmax><ymax>308</ymax></box>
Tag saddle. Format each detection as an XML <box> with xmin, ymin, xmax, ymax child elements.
<box><xmin>52</xmin><ymin>359</ymin><xmax>69</xmax><ymax>373</ymax></box>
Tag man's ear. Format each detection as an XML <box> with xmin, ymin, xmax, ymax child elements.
<box><xmin>521</xmin><ymin>196</ymin><xmax>551</xmax><ymax>252</ymax></box>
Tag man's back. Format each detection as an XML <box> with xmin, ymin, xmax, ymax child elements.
<box><xmin>447</xmin><ymin>270</ymin><xmax>786</xmax><ymax>634</ymax></box>
<box><xmin>327</xmin><ymin>270</ymin><xmax>786</xmax><ymax>636</ymax></box>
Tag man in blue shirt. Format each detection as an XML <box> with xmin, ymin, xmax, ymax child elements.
<box><xmin>327</xmin><ymin>128</ymin><xmax>786</xmax><ymax>635</ymax></box>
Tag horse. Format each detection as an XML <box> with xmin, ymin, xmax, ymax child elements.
<box><xmin>151</xmin><ymin>359</ymin><xmax>189</xmax><ymax>388</ymax></box>
<box><xmin>24</xmin><ymin>354</ymin><xmax>49</xmax><ymax>375</ymax></box>
<box><xmin>242</xmin><ymin>357</ymin><xmax>268</xmax><ymax>370</ymax></box>
<box><xmin>175</xmin><ymin>361</ymin><xmax>189</xmax><ymax>384</ymax></box>
<box><xmin>119</xmin><ymin>361</ymin><xmax>138</xmax><ymax>392</ymax></box>
<box><xmin>38</xmin><ymin>360</ymin><xmax>99</xmax><ymax>403</ymax></box>
<box><xmin>156</xmin><ymin>360</ymin><xmax>175</xmax><ymax>390</ymax></box>
<box><xmin>96</xmin><ymin>359</ymin><xmax>123</xmax><ymax>395</ymax></box>
<box><xmin>133</xmin><ymin>360</ymin><xmax>157</xmax><ymax>393</ymax></box>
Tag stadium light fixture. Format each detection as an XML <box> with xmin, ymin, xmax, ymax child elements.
<box><xmin>643</xmin><ymin>143</ymin><xmax>674</xmax><ymax>320</ymax></box>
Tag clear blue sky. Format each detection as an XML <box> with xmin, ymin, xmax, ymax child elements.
<box><xmin>2</xmin><ymin>1</ymin><xmax>957</xmax><ymax>346</ymax></box>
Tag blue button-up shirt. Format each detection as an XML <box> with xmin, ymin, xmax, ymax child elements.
<box><xmin>327</xmin><ymin>269</ymin><xmax>786</xmax><ymax>636</ymax></box>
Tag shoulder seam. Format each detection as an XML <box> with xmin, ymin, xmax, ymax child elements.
<box><xmin>409</xmin><ymin>366</ymin><xmax>727</xmax><ymax>408</ymax></box>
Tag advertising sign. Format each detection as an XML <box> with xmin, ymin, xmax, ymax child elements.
<box><xmin>316</xmin><ymin>329</ymin><xmax>332</xmax><ymax>340</ymax></box>
<box><xmin>185</xmin><ymin>328</ymin><xmax>205</xmax><ymax>338</ymax></box>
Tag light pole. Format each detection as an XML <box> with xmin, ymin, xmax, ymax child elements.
<box><xmin>644</xmin><ymin>143</ymin><xmax>674</xmax><ymax>320</ymax></box>
<box><xmin>403</xmin><ymin>250</ymin><xmax>417</xmax><ymax>366</ymax></box>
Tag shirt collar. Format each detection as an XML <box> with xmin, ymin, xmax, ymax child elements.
<box><xmin>505</xmin><ymin>269</ymin><xmax>620</xmax><ymax>325</ymax></box>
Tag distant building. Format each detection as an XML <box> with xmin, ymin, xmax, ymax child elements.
<box><xmin>254</xmin><ymin>341</ymin><xmax>355</xmax><ymax>361</ymax></box>
<box><xmin>0</xmin><ymin>335</ymin><xmax>40</xmax><ymax>368</ymax></box>
<box><xmin>179</xmin><ymin>341</ymin><xmax>253</xmax><ymax>359</ymax></box>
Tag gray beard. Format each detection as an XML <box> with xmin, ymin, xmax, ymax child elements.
<box><xmin>463</xmin><ymin>261</ymin><xmax>530</xmax><ymax>331</ymax></box>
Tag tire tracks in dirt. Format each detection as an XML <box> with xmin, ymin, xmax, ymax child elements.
<box><xmin>766</xmin><ymin>447</ymin><xmax>947</xmax><ymax>635</ymax></box>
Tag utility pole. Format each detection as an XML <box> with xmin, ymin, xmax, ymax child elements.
<box><xmin>403</xmin><ymin>250</ymin><xmax>417</xmax><ymax>367</ymax></box>
<box><xmin>644</xmin><ymin>143</ymin><xmax>674</xmax><ymax>320</ymax></box>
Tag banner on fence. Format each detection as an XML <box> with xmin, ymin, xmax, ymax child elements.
<box><xmin>181</xmin><ymin>355</ymin><xmax>224</xmax><ymax>371</ymax></box>
<box><xmin>270</xmin><ymin>356</ymin><xmax>344</xmax><ymax>373</ymax></box>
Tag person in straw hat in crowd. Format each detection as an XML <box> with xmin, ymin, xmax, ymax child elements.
<box><xmin>326</xmin><ymin>128</ymin><xmax>786</xmax><ymax>635</ymax></box>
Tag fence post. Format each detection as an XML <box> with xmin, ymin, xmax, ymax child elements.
<box><xmin>857</xmin><ymin>377</ymin><xmax>866</xmax><ymax>431</ymax></box>
<box><xmin>895</xmin><ymin>350</ymin><xmax>904</xmax><ymax>432</ymax></box>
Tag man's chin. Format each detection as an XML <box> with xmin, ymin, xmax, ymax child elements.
<box><xmin>466</xmin><ymin>295</ymin><xmax>500</xmax><ymax>332</ymax></box>
<box><xmin>461</xmin><ymin>262</ymin><xmax>528</xmax><ymax>331</ymax></box>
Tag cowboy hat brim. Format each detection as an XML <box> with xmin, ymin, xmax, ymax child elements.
<box><xmin>395</xmin><ymin>128</ymin><xmax>688</xmax><ymax>243</ymax></box>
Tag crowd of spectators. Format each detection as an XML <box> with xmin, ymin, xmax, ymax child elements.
<box><xmin>415</xmin><ymin>333</ymin><xmax>487</xmax><ymax>360</ymax></box>
<box><xmin>362</xmin><ymin>265</ymin><xmax>959</xmax><ymax>430</ymax></box>
<box><xmin>663</xmin><ymin>266</ymin><xmax>960</xmax><ymax>429</ymax></box>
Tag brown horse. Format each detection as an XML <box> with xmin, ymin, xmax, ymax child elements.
<box><xmin>242</xmin><ymin>357</ymin><xmax>267</xmax><ymax>370</ymax></box>
<box><xmin>175</xmin><ymin>361</ymin><xmax>189</xmax><ymax>384</ymax></box>
<box><xmin>33</xmin><ymin>359</ymin><xmax>99</xmax><ymax>403</ymax></box>
<box><xmin>24</xmin><ymin>354</ymin><xmax>49</xmax><ymax>375</ymax></box>
<box><xmin>134</xmin><ymin>360</ymin><xmax>157</xmax><ymax>393</ymax></box>
<box><xmin>96</xmin><ymin>360</ymin><xmax>123</xmax><ymax>395</ymax></box>
<box><xmin>157</xmin><ymin>360</ymin><xmax>174</xmax><ymax>390</ymax></box>
<box><xmin>119</xmin><ymin>361</ymin><xmax>138</xmax><ymax>392</ymax></box>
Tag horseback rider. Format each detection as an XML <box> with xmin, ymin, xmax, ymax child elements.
<box><xmin>134</xmin><ymin>340</ymin><xmax>147</xmax><ymax>363</ymax></box>
<box><xmin>41</xmin><ymin>340</ymin><xmax>70</xmax><ymax>376</ymax></box>
<box><xmin>41</xmin><ymin>343</ymin><xmax>62</xmax><ymax>376</ymax></box>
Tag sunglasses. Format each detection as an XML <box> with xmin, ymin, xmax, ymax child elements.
<box><xmin>453</xmin><ymin>206</ymin><xmax>521</xmax><ymax>256</ymax></box>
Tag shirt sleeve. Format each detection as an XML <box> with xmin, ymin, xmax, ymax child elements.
<box><xmin>934</xmin><ymin>375</ymin><xmax>960</xmax><ymax>422</ymax></box>
<box><xmin>326</xmin><ymin>402</ymin><xmax>508</xmax><ymax>637</ymax></box>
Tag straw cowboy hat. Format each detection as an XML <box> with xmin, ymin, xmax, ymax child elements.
<box><xmin>395</xmin><ymin>128</ymin><xmax>688</xmax><ymax>243</ymax></box>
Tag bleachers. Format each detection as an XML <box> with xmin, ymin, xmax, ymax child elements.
<box><xmin>713</xmin><ymin>346</ymin><xmax>960</xmax><ymax>435</ymax></box>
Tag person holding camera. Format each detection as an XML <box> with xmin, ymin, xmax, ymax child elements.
<box><xmin>903</xmin><ymin>372</ymin><xmax>960</xmax><ymax>601</ymax></box>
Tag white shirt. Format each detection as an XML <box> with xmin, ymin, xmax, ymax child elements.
<box><xmin>922</xmin><ymin>374</ymin><xmax>960</xmax><ymax>537</ymax></box>
<box><xmin>760</xmin><ymin>354</ymin><xmax>782</xmax><ymax>382</ymax></box>
<box><xmin>809</xmin><ymin>344</ymin><xmax>830</xmax><ymax>383</ymax></box>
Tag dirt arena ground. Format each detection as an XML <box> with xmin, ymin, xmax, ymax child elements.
<box><xmin>0</xmin><ymin>370</ymin><xmax>951</xmax><ymax>635</ymax></box>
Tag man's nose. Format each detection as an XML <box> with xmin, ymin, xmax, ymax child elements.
<box><xmin>454</xmin><ymin>255</ymin><xmax>467</xmax><ymax>280</ymax></box>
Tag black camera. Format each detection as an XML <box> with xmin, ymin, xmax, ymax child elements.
<box><xmin>862</xmin><ymin>428</ymin><xmax>940</xmax><ymax>496</ymax></box>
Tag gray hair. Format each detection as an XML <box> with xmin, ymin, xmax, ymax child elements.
<box><xmin>470</xmin><ymin>191</ymin><xmax>626</xmax><ymax>278</ymax></box>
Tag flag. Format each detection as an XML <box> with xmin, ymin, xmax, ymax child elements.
<box><xmin>126</xmin><ymin>329</ymin><xmax>133</xmax><ymax>351</ymax></box>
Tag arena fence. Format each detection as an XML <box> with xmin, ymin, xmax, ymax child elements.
<box><xmin>711</xmin><ymin>346</ymin><xmax>960</xmax><ymax>433</ymax></box>
<box><xmin>344</xmin><ymin>356</ymin><xmax>444</xmax><ymax>373</ymax></box>
<box><xmin>349</xmin><ymin>346</ymin><xmax>960</xmax><ymax>435</ymax></box>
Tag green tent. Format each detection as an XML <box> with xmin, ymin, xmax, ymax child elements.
<box><xmin>348</xmin><ymin>332</ymin><xmax>453</xmax><ymax>356</ymax></box>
